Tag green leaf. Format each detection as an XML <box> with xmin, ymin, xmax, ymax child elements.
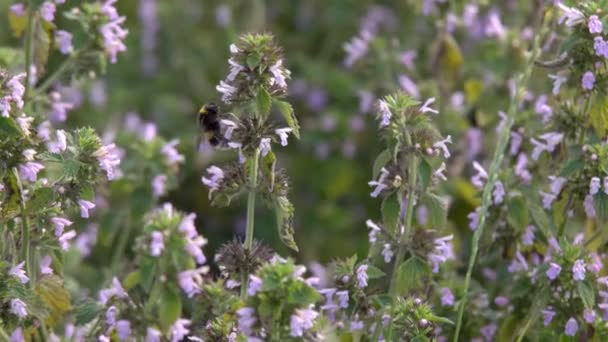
<box><xmin>560</xmin><ymin>159</ymin><xmax>584</xmax><ymax>177</ymax></box>
<box><xmin>274</xmin><ymin>196</ymin><xmax>298</xmax><ymax>251</ymax></box>
<box><xmin>589</xmin><ymin>94</ymin><xmax>608</xmax><ymax>136</ymax></box>
<box><xmin>595</xmin><ymin>193</ymin><xmax>608</xmax><ymax>222</ymax></box>
<box><xmin>420</xmin><ymin>193</ymin><xmax>446</xmax><ymax>228</ymax></box>
<box><xmin>274</xmin><ymin>99</ymin><xmax>300</xmax><ymax>139</ymax></box>
<box><xmin>26</xmin><ymin>187</ymin><xmax>55</xmax><ymax>214</ymax></box>
<box><xmin>260</xmin><ymin>150</ymin><xmax>277</xmax><ymax>192</ymax></box>
<box><xmin>36</xmin><ymin>275</ymin><xmax>71</xmax><ymax>327</ymax></box>
<box><xmin>394</xmin><ymin>256</ymin><xmax>430</xmax><ymax>295</ymax></box>
<box><xmin>159</xmin><ymin>285</ymin><xmax>182</xmax><ymax>329</ymax></box>
<box><xmin>418</xmin><ymin>158</ymin><xmax>432</xmax><ymax>190</ymax></box>
<box><xmin>373</xmin><ymin>149</ymin><xmax>392</xmax><ymax>180</ymax></box>
<box><xmin>33</xmin><ymin>17</ymin><xmax>53</xmax><ymax>76</ymax></box>
<box><xmin>366</xmin><ymin>264</ymin><xmax>386</xmax><ymax>280</ymax></box>
<box><xmin>381</xmin><ymin>192</ymin><xmax>400</xmax><ymax>233</ymax></box>
<box><xmin>8</xmin><ymin>11</ymin><xmax>27</xmax><ymax>37</ymax></box>
<box><xmin>256</xmin><ymin>87</ymin><xmax>272</xmax><ymax>117</ymax></box>
<box><xmin>73</xmin><ymin>300</ymin><xmax>102</xmax><ymax>326</ymax></box>
<box><xmin>246</xmin><ymin>53</ymin><xmax>262</xmax><ymax>70</ymax></box>
<box><xmin>0</xmin><ymin>116</ymin><xmax>22</xmax><ymax>137</ymax></box>
<box><xmin>507</xmin><ymin>196</ymin><xmax>528</xmax><ymax>233</ymax></box>
<box><xmin>577</xmin><ymin>280</ymin><xmax>595</xmax><ymax>310</ymax></box>
<box><xmin>529</xmin><ymin>202</ymin><xmax>551</xmax><ymax>239</ymax></box>
<box><xmin>428</xmin><ymin>314</ymin><xmax>454</xmax><ymax>325</ymax></box>
<box><xmin>123</xmin><ymin>270</ymin><xmax>141</xmax><ymax>290</ymax></box>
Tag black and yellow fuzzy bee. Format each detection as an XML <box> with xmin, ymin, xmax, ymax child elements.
<box><xmin>197</xmin><ymin>103</ymin><xmax>223</xmax><ymax>149</ymax></box>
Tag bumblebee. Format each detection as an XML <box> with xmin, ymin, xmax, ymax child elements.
<box><xmin>197</xmin><ymin>103</ymin><xmax>223</xmax><ymax>148</ymax></box>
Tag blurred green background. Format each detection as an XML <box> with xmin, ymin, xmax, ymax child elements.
<box><xmin>0</xmin><ymin>0</ymin><xmax>538</xmax><ymax>268</ymax></box>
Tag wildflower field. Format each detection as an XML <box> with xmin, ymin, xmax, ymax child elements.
<box><xmin>1</xmin><ymin>0</ymin><xmax>608</xmax><ymax>341</ymax></box>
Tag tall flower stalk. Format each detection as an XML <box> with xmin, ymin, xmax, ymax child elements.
<box><xmin>452</xmin><ymin>10</ymin><xmax>549</xmax><ymax>341</ymax></box>
<box><xmin>201</xmin><ymin>33</ymin><xmax>301</xmax><ymax>299</ymax></box>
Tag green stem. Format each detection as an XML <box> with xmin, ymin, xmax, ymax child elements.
<box><xmin>0</xmin><ymin>326</ymin><xmax>9</xmax><ymax>341</ymax></box>
<box><xmin>452</xmin><ymin>15</ymin><xmax>547</xmax><ymax>342</ymax></box>
<box><xmin>32</xmin><ymin>55</ymin><xmax>75</xmax><ymax>97</ymax></box>
<box><xmin>515</xmin><ymin>316</ymin><xmax>534</xmax><ymax>342</ymax></box>
<box><xmin>13</xmin><ymin>168</ymin><xmax>33</xmax><ymax>286</ymax></box>
<box><xmin>242</xmin><ymin>148</ymin><xmax>260</xmax><ymax>299</ymax></box>
<box><xmin>110</xmin><ymin>213</ymin><xmax>131</xmax><ymax>276</ymax></box>
<box><xmin>23</xmin><ymin>0</ymin><xmax>35</xmax><ymax>101</ymax></box>
<box><xmin>388</xmin><ymin>152</ymin><xmax>418</xmax><ymax>296</ymax></box>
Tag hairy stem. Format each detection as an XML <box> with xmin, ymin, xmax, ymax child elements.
<box><xmin>13</xmin><ymin>168</ymin><xmax>33</xmax><ymax>286</ymax></box>
<box><xmin>33</xmin><ymin>54</ymin><xmax>76</xmax><ymax>97</ymax></box>
<box><xmin>23</xmin><ymin>0</ymin><xmax>35</xmax><ymax>101</ymax></box>
<box><xmin>453</xmin><ymin>14</ymin><xmax>547</xmax><ymax>342</ymax></box>
<box><xmin>388</xmin><ymin>150</ymin><xmax>418</xmax><ymax>296</ymax></box>
<box><xmin>242</xmin><ymin>148</ymin><xmax>260</xmax><ymax>299</ymax></box>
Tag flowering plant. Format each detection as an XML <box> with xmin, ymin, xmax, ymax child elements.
<box><xmin>2</xmin><ymin>0</ymin><xmax>608</xmax><ymax>341</ymax></box>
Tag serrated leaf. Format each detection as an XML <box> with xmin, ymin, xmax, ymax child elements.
<box><xmin>274</xmin><ymin>100</ymin><xmax>300</xmax><ymax>139</ymax></box>
<box><xmin>73</xmin><ymin>300</ymin><xmax>102</xmax><ymax>326</ymax></box>
<box><xmin>421</xmin><ymin>192</ymin><xmax>446</xmax><ymax>228</ymax></box>
<box><xmin>0</xmin><ymin>116</ymin><xmax>22</xmax><ymax>137</ymax></box>
<box><xmin>159</xmin><ymin>285</ymin><xmax>182</xmax><ymax>329</ymax></box>
<box><xmin>261</xmin><ymin>150</ymin><xmax>277</xmax><ymax>192</ymax></box>
<box><xmin>507</xmin><ymin>196</ymin><xmax>528</xmax><ymax>233</ymax></box>
<box><xmin>246</xmin><ymin>53</ymin><xmax>261</xmax><ymax>70</ymax></box>
<box><xmin>395</xmin><ymin>256</ymin><xmax>430</xmax><ymax>295</ymax></box>
<box><xmin>373</xmin><ymin>149</ymin><xmax>392</xmax><ymax>180</ymax></box>
<box><xmin>418</xmin><ymin>158</ymin><xmax>432</xmax><ymax>190</ymax></box>
<box><xmin>26</xmin><ymin>187</ymin><xmax>55</xmax><ymax>214</ymax></box>
<box><xmin>560</xmin><ymin>159</ymin><xmax>584</xmax><ymax>177</ymax></box>
<box><xmin>381</xmin><ymin>192</ymin><xmax>400</xmax><ymax>233</ymax></box>
<box><xmin>256</xmin><ymin>87</ymin><xmax>272</xmax><ymax>117</ymax></box>
<box><xmin>366</xmin><ymin>264</ymin><xmax>386</xmax><ymax>280</ymax></box>
<box><xmin>577</xmin><ymin>280</ymin><xmax>595</xmax><ymax>310</ymax></box>
<box><xmin>274</xmin><ymin>196</ymin><xmax>298</xmax><ymax>251</ymax></box>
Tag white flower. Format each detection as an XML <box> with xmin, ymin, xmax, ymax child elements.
<box><xmin>428</xmin><ymin>235</ymin><xmax>454</xmax><ymax>273</ymax></box>
<box><xmin>270</xmin><ymin>59</ymin><xmax>289</xmax><ymax>89</ymax></box>
<box><xmin>9</xmin><ymin>262</ymin><xmax>29</xmax><ymax>284</ymax></box>
<box><xmin>471</xmin><ymin>161</ymin><xmax>488</xmax><ymax>189</ymax></box>
<box><xmin>382</xmin><ymin>244</ymin><xmax>393</xmax><ymax>263</ymax></box>
<box><xmin>420</xmin><ymin>97</ymin><xmax>438</xmax><ymax>114</ymax></box>
<box><xmin>433</xmin><ymin>135</ymin><xmax>452</xmax><ymax>158</ymax></box>
<box><xmin>10</xmin><ymin>299</ymin><xmax>27</xmax><ymax>318</ymax></box>
<box><xmin>548</xmin><ymin>74</ymin><xmax>567</xmax><ymax>95</ymax></box>
<box><xmin>275</xmin><ymin>128</ymin><xmax>293</xmax><ymax>146</ymax></box>
<box><xmin>590</xmin><ymin>177</ymin><xmax>601</xmax><ymax>195</ymax></box>
<box><xmin>201</xmin><ymin>166</ymin><xmax>224</xmax><ymax>197</ymax></box>
<box><xmin>216</xmin><ymin>81</ymin><xmax>237</xmax><ymax>103</ymax></box>
<box><xmin>221</xmin><ymin>119</ymin><xmax>237</xmax><ymax>139</ymax></box>
<box><xmin>259</xmin><ymin>137</ymin><xmax>272</xmax><ymax>157</ymax></box>
<box><xmin>227</xmin><ymin>58</ymin><xmax>244</xmax><ymax>81</ymax></box>
<box><xmin>368</xmin><ymin>168</ymin><xmax>390</xmax><ymax>198</ymax></box>
<box><xmin>434</xmin><ymin>162</ymin><xmax>447</xmax><ymax>181</ymax></box>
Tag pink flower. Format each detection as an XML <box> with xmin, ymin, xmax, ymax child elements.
<box><xmin>78</xmin><ymin>200</ymin><xmax>96</xmax><ymax>218</ymax></box>
<box><xmin>40</xmin><ymin>1</ymin><xmax>56</xmax><ymax>22</ymax></box>
<box><xmin>10</xmin><ymin>3</ymin><xmax>25</xmax><ymax>16</ymax></box>
<box><xmin>55</xmin><ymin>30</ymin><xmax>73</xmax><ymax>54</ymax></box>
<box><xmin>588</xmin><ymin>15</ymin><xmax>603</xmax><ymax>34</ymax></box>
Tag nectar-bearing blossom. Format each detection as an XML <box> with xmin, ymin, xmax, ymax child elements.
<box><xmin>290</xmin><ymin>308</ymin><xmax>319</xmax><ymax>337</ymax></box>
<box><xmin>78</xmin><ymin>200</ymin><xmax>96</xmax><ymax>218</ymax></box>
<box><xmin>94</xmin><ymin>143</ymin><xmax>121</xmax><ymax>180</ymax></box>
<box><xmin>471</xmin><ymin>161</ymin><xmax>488</xmax><ymax>189</ymax></box>
<box><xmin>564</xmin><ymin>317</ymin><xmax>578</xmax><ymax>336</ymax></box>
<box><xmin>420</xmin><ymin>97</ymin><xmax>439</xmax><ymax>114</ymax></box>
<box><xmin>441</xmin><ymin>287</ymin><xmax>455</xmax><ymax>306</ymax></box>
<box><xmin>588</xmin><ymin>15</ymin><xmax>603</xmax><ymax>34</ymax></box>
<box><xmin>51</xmin><ymin>217</ymin><xmax>73</xmax><ymax>236</ymax></box>
<box><xmin>40</xmin><ymin>1</ymin><xmax>56</xmax><ymax>22</ymax></box>
<box><xmin>161</xmin><ymin>139</ymin><xmax>184</xmax><ymax>165</ymax></box>
<box><xmin>428</xmin><ymin>235</ymin><xmax>454</xmax><ymax>273</ymax></box>
<box><xmin>10</xmin><ymin>298</ymin><xmax>27</xmax><ymax>318</ymax></box>
<box><xmin>356</xmin><ymin>264</ymin><xmax>368</xmax><ymax>288</ymax></box>
<box><xmin>368</xmin><ymin>167</ymin><xmax>390</xmax><ymax>198</ymax></box>
<box><xmin>170</xmin><ymin>319</ymin><xmax>191</xmax><ymax>342</ymax></box>
<box><xmin>100</xmin><ymin>2</ymin><xmax>128</xmax><ymax>64</ymax></box>
<box><xmin>546</xmin><ymin>262</ymin><xmax>561</xmax><ymax>280</ymax></box>
<box><xmin>582</xmin><ymin>71</ymin><xmax>595</xmax><ymax>91</ymax></box>
<box><xmin>260</xmin><ymin>137</ymin><xmax>272</xmax><ymax>157</ymax></box>
<box><xmin>55</xmin><ymin>30</ymin><xmax>73</xmax><ymax>54</ymax></box>
<box><xmin>590</xmin><ymin>177</ymin><xmax>601</xmax><ymax>195</ymax></box>
<box><xmin>275</xmin><ymin>128</ymin><xmax>293</xmax><ymax>146</ymax></box>
<box><xmin>378</xmin><ymin>100</ymin><xmax>392</xmax><ymax>127</ymax></box>
<box><xmin>433</xmin><ymin>135</ymin><xmax>452</xmax><ymax>158</ymax></box>
<box><xmin>19</xmin><ymin>162</ymin><xmax>45</xmax><ymax>182</ymax></box>
<box><xmin>201</xmin><ymin>166</ymin><xmax>224</xmax><ymax>196</ymax></box>
<box><xmin>572</xmin><ymin>259</ymin><xmax>586</xmax><ymax>281</ymax></box>
<box><xmin>9</xmin><ymin>262</ymin><xmax>29</xmax><ymax>284</ymax></box>
<box><xmin>149</xmin><ymin>231</ymin><xmax>164</xmax><ymax>256</ymax></box>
